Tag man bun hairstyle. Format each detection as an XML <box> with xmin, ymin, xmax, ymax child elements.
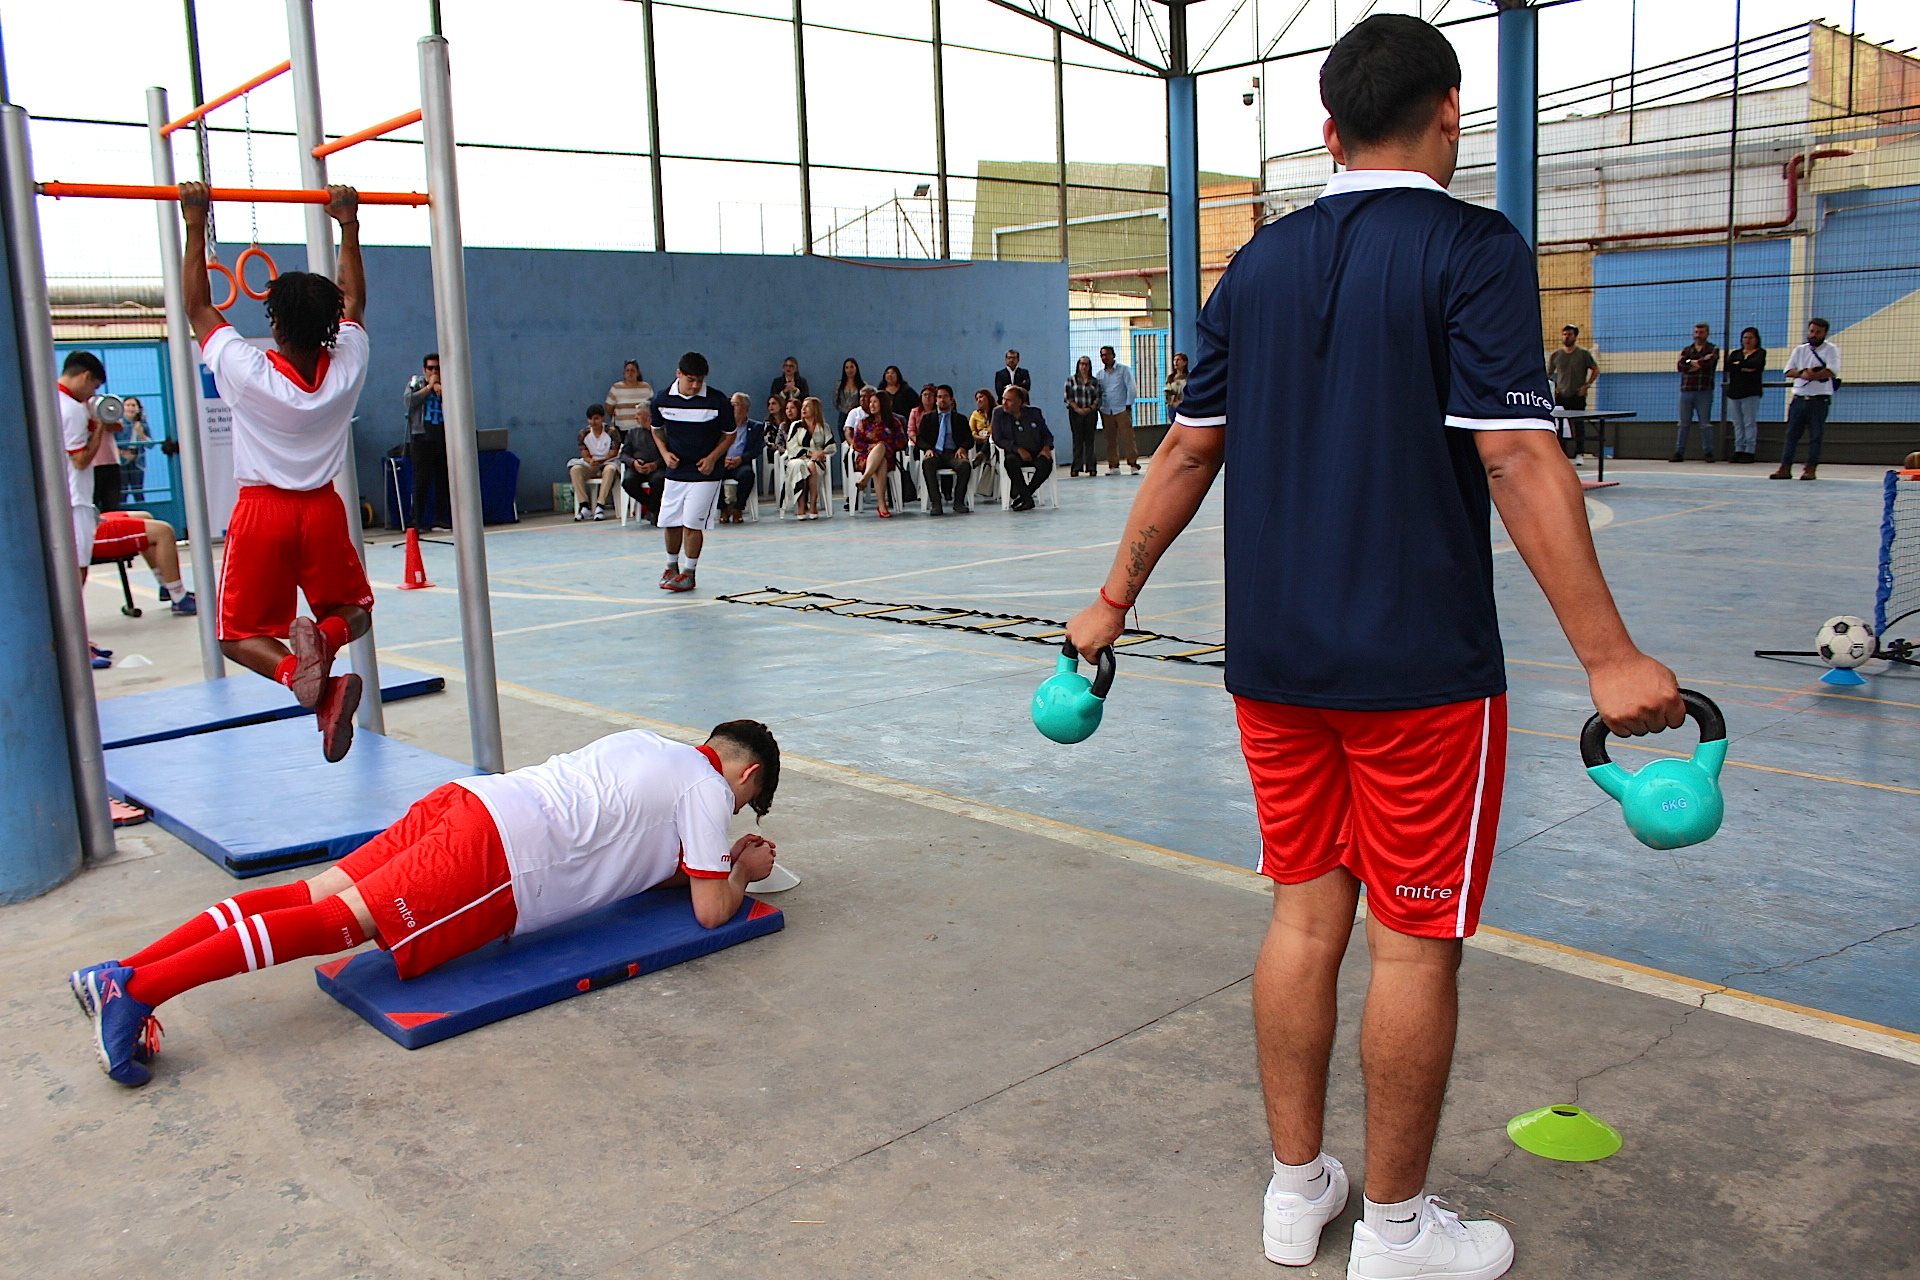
<box><xmin>709</xmin><ymin>720</ymin><xmax>780</xmax><ymax>818</ymax></box>
<box><xmin>679</xmin><ymin>350</ymin><xmax>710</xmax><ymax>378</ymax></box>
<box><xmin>62</xmin><ymin>349</ymin><xmax>107</xmax><ymax>382</ymax></box>
<box><xmin>1320</xmin><ymin>14</ymin><xmax>1461</xmax><ymax>149</ymax></box>
<box><xmin>263</xmin><ymin>270</ymin><xmax>345</xmax><ymax>351</ymax></box>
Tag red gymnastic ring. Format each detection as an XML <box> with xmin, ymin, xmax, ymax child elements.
<box><xmin>206</xmin><ymin>260</ymin><xmax>239</xmax><ymax>311</ymax></box>
<box><xmin>236</xmin><ymin>244</ymin><xmax>279</xmax><ymax>301</ymax></box>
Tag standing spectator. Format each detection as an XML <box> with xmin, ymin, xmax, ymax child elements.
<box><xmin>1547</xmin><ymin>324</ymin><xmax>1599</xmax><ymax>460</ymax></box>
<box><xmin>90</xmin><ymin>375</ymin><xmax>125</xmax><ymax>513</ymax></box>
<box><xmin>1672</xmin><ymin>322</ymin><xmax>1719</xmax><ymax>463</ymax></box>
<box><xmin>619</xmin><ymin>408</ymin><xmax>666</xmax><ymax>525</ymax></box>
<box><xmin>119</xmin><ymin>396</ymin><xmax>152</xmax><ymax>504</ymax></box>
<box><xmin>1063</xmin><ymin>355</ymin><xmax>1102</xmax><ymax>477</ymax></box>
<box><xmin>1096</xmin><ymin>344</ymin><xmax>1139</xmax><ymax>474</ymax></box>
<box><xmin>917</xmin><ymin>384</ymin><xmax>974</xmax><ymax>515</ymax></box>
<box><xmin>649</xmin><ymin>351</ymin><xmax>735</xmax><ymax>591</ymax></box>
<box><xmin>769</xmin><ymin>356</ymin><xmax>809</xmax><ymax>405</ymax></box>
<box><xmin>848</xmin><ymin>386</ymin><xmax>906</xmax><ymax>518</ymax></box>
<box><xmin>570</xmin><ymin>404</ymin><xmax>622</xmax><ymax>521</ymax></box>
<box><xmin>1723</xmin><ymin>327</ymin><xmax>1766</xmax><ymax>464</ymax></box>
<box><xmin>1163</xmin><ymin>351</ymin><xmax>1190</xmax><ymax>419</ymax></box>
<box><xmin>718</xmin><ymin>393</ymin><xmax>764</xmax><ymax>523</ymax></box>
<box><xmin>403</xmin><ymin>352</ymin><xmax>449</xmax><ymax>530</ymax></box>
<box><xmin>605</xmin><ymin>360</ymin><xmax>654</xmax><ymax>438</ymax></box>
<box><xmin>1772</xmin><ymin>318</ymin><xmax>1840</xmax><ymax>481</ymax></box>
<box><xmin>993</xmin><ymin>348</ymin><xmax>1031</xmax><ymax>399</ymax></box>
<box><xmin>991</xmin><ymin>384</ymin><xmax>1054</xmax><ymax>511</ymax></box>
<box><xmin>785</xmin><ymin>396</ymin><xmax>834</xmax><ymax>519</ymax></box>
<box><xmin>878</xmin><ymin>366</ymin><xmax>917</xmax><ymax>420</ymax></box>
<box><xmin>832</xmin><ymin>358</ymin><xmax>864</xmax><ymax>430</ymax></box>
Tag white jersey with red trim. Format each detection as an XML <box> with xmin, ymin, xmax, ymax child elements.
<box><xmin>452</xmin><ymin>730</ymin><xmax>734</xmax><ymax>936</ymax></box>
<box><xmin>203</xmin><ymin>321</ymin><xmax>371</xmax><ymax>491</ymax></box>
<box><xmin>59</xmin><ymin>386</ymin><xmax>99</xmax><ymax>567</ymax></box>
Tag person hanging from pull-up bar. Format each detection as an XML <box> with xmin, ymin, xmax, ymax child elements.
<box><xmin>180</xmin><ymin>180</ymin><xmax>375</xmax><ymax>762</ymax></box>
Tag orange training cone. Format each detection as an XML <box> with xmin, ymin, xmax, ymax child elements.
<box><xmin>398</xmin><ymin>527</ymin><xmax>434</xmax><ymax>590</ymax></box>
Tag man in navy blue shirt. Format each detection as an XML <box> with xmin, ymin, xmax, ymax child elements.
<box><xmin>1066</xmin><ymin>16</ymin><xmax>1683</xmax><ymax>1278</ymax></box>
<box><xmin>646</xmin><ymin>352</ymin><xmax>735</xmax><ymax>592</ymax></box>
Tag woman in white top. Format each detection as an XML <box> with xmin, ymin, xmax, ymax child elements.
<box><xmin>570</xmin><ymin>404</ymin><xmax>622</xmax><ymax>520</ymax></box>
<box><xmin>786</xmin><ymin>396</ymin><xmax>835</xmax><ymax>519</ymax></box>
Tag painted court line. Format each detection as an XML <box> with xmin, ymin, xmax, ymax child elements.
<box><xmin>377</xmin><ymin>651</ymin><xmax>1920</xmax><ymax>1066</ymax></box>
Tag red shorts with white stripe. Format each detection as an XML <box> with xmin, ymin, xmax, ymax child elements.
<box><xmin>91</xmin><ymin>515</ymin><xmax>151</xmax><ymax>561</ymax></box>
<box><xmin>217</xmin><ymin>484</ymin><xmax>375</xmax><ymax>642</ymax></box>
<box><xmin>1234</xmin><ymin>693</ymin><xmax>1507</xmax><ymax>939</ymax></box>
<box><xmin>335</xmin><ymin>783</ymin><xmax>516</xmax><ymax>980</ymax></box>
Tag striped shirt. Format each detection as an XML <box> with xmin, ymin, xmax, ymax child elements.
<box><xmin>605</xmin><ymin>381</ymin><xmax>654</xmax><ymax>433</ymax></box>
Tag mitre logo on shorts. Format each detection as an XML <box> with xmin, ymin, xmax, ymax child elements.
<box><xmin>1505</xmin><ymin>389</ymin><xmax>1555</xmax><ymax>412</ymax></box>
<box><xmin>394</xmin><ymin>897</ymin><xmax>418</xmax><ymax>929</ymax></box>
<box><xmin>1393</xmin><ymin>883</ymin><xmax>1455</xmax><ymax>900</ymax></box>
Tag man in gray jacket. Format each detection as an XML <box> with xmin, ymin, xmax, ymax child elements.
<box><xmin>402</xmin><ymin>353</ymin><xmax>448</xmax><ymax>530</ymax></box>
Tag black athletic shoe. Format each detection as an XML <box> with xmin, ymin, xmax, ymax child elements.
<box><xmin>1669</xmin><ymin>452</ymin><xmax>1686</xmax><ymax>463</ymax></box>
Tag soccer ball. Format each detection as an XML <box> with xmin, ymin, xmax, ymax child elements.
<box><xmin>1815</xmin><ymin>616</ymin><xmax>1876</xmax><ymax>669</ymax></box>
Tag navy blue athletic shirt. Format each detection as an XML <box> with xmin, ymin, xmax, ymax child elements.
<box><xmin>649</xmin><ymin>383</ymin><xmax>736</xmax><ymax>482</ymax></box>
<box><xmin>1175</xmin><ymin>170</ymin><xmax>1555</xmax><ymax>711</ymax></box>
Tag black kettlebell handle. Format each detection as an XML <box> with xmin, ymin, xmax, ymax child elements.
<box><xmin>1060</xmin><ymin>638</ymin><xmax>1117</xmax><ymax>699</ymax></box>
<box><xmin>1580</xmin><ymin>688</ymin><xmax>1726</xmax><ymax>768</ymax></box>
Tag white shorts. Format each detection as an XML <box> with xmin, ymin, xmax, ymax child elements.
<box><xmin>72</xmin><ymin>505</ymin><xmax>100</xmax><ymax>569</ymax></box>
<box><xmin>659</xmin><ymin>479</ymin><xmax>721</xmax><ymax>531</ymax></box>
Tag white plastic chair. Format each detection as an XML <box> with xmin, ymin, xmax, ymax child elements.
<box><xmin>991</xmin><ymin>442</ymin><xmax>1060</xmax><ymax>511</ymax></box>
<box><xmin>840</xmin><ymin>442</ymin><xmax>903</xmax><ymax>515</ymax></box>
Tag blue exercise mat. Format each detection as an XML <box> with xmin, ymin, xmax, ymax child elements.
<box><xmin>98</xmin><ymin>672</ymin><xmax>446</xmax><ymax>750</ymax></box>
<box><xmin>105</xmin><ymin>717</ymin><xmax>480</xmax><ymax>877</ymax></box>
<box><xmin>315</xmin><ymin>888</ymin><xmax>785</xmax><ymax>1049</ymax></box>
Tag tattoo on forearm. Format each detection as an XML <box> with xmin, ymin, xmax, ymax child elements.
<box><xmin>1124</xmin><ymin>523</ymin><xmax>1160</xmax><ymax>593</ymax></box>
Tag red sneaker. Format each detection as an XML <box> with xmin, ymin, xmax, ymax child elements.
<box><xmin>664</xmin><ymin>570</ymin><xmax>695</xmax><ymax>593</ymax></box>
<box><xmin>659</xmin><ymin>567</ymin><xmax>681</xmax><ymax>590</ymax></box>
<box><xmin>287</xmin><ymin>616</ymin><xmax>335</xmax><ymax>709</ymax></box>
<box><xmin>316</xmin><ymin>673</ymin><xmax>363</xmax><ymax>763</ymax></box>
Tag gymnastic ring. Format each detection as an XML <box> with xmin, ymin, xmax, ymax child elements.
<box><xmin>206</xmin><ymin>260</ymin><xmax>239</xmax><ymax>311</ymax></box>
<box><xmin>236</xmin><ymin>244</ymin><xmax>279</xmax><ymax>301</ymax></box>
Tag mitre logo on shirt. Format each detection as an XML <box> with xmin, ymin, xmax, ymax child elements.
<box><xmin>1504</xmin><ymin>389</ymin><xmax>1554</xmax><ymax>411</ymax></box>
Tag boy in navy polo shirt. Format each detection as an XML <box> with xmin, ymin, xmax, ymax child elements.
<box><xmin>646</xmin><ymin>351</ymin><xmax>736</xmax><ymax>592</ymax></box>
<box><xmin>1066</xmin><ymin>16</ymin><xmax>1684</xmax><ymax>1278</ymax></box>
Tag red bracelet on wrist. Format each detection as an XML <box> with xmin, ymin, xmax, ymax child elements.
<box><xmin>1099</xmin><ymin>586</ymin><xmax>1132</xmax><ymax>611</ymax></box>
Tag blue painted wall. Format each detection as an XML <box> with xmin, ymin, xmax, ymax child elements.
<box><xmin>213</xmin><ymin>244</ymin><xmax>1067</xmax><ymax>511</ymax></box>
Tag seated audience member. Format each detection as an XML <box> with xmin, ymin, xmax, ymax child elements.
<box><xmin>70</xmin><ymin>721</ymin><xmax>782</xmax><ymax>1087</ymax></box>
<box><xmin>770</xmin><ymin>357</ymin><xmax>809</xmax><ymax>405</ymax></box>
<box><xmin>908</xmin><ymin>383</ymin><xmax>936</xmax><ymax>439</ymax></box>
<box><xmin>620</xmin><ymin>411</ymin><xmax>667</xmax><ymax>525</ymax></box>
<box><xmin>570</xmin><ymin>404</ymin><xmax>622</xmax><ymax>521</ymax></box>
<box><xmin>786</xmin><ymin>396</ymin><xmax>835</xmax><ymax>519</ymax></box>
<box><xmin>848</xmin><ymin>386</ymin><xmax>906</xmax><ymax>518</ymax></box>
<box><xmin>719</xmin><ymin>393</ymin><xmax>764</xmax><ymax>523</ymax></box>
<box><xmin>991</xmin><ymin>384</ymin><xmax>1054</xmax><ymax>511</ymax></box>
<box><xmin>969</xmin><ymin>388</ymin><xmax>996</xmax><ymax>450</ymax></box>
<box><xmin>91</xmin><ymin>510</ymin><xmax>197</xmax><ymax>615</ymax></box>
<box><xmin>916</xmin><ymin>385</ymin><xmax>974</xmax><ymax>516</ymax></box>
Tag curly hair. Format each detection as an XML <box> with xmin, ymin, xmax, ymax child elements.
<box><xmin>708</xmin><ymin>719</ymin><xmax>780</xmax><ymax>818</ymax></box>
<box><xmin>263</xmin><ymin>271</ymin><xmax>345</xmax><ymax>351</ymax></box>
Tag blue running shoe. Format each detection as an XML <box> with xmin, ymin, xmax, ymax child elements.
<box><xmin>170</xmin><ymin>591</ymin><xmax>197</xmax><ymax>616</ymax></box>
<box><xmin>91</xmin><ymin>649</ymin><xmax>112</xmax><ymax>670</ymax></box>
<box><xmin>157</xmin><ymin>585</ymin><xmax>170</xmax><ymax>602</ymax></box>
<box><xmin>87</xmin><ymin>965</ymin><xmax>160</xmax><ymax>1086</ymax></box>
<box><xmin>68</xmin><ymin>960</ymin><xmax>119</xmax><ymax>1018</ymax></box>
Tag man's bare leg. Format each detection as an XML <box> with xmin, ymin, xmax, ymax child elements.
<box><xmin>1254</xmin><ymin>866</ymin><xmax>1361</xmax><ymax>1163</ymax></box>
<box><xmin>664</xmin><ymin>527</ymin><xmax>684</xmax><ymax>558</ymax></box>
<box><xmin>220</xmin><ymin>604</ymin><xmax>370</xmax><ymax>681</ymax></box>
<box><xmin>681</xmin><ymin>528</ymin><xmax>704</xmax><ymax>561</ymax></box>
<box><xmin>1358</xmin><ymin>915</ymin><xmax>1462</xmax><ymax>1201</ymax></box>
<box><xmin>306</xmin><ymin>865</ymin><xmax>378</xmax><ymax>936</ymax></box>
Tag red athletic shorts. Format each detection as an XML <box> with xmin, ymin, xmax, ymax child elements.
<box><xmin>91</xmin><ymin>515</ymin><xmax>151</xmax><ymax>561</ymax></box>
<box><xmin>1235</xmin><ymin>693</ymin><xmax>1507</xmax><ymax>939</ymax></box>
<box><xmin>335</xmin><ymin>783</ymin><xmax>516</xmax><ymax>980</ymax></box>
<box><xmin>217</xmin><ymin>484</ymin><xmax>375</xmax><ymax>642</ymax></box>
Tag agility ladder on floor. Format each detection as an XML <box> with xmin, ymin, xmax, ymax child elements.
<box><xmin>717</xmin><ymin>588</ymin><xmax>1226</xmax><ymax>666</ymax></box>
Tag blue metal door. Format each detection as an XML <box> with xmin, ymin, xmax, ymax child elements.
<box><xmin>52</xmin><ymin>340</ymin><xmax>183</xmax><ymax>532</ymax></box>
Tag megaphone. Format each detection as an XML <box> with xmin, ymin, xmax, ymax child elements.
<box><xmin>1031</xmin><ymin>639</ymin><xmax>1116</xmax><ymax>744</ymax></box>
<box><xmin>86</xmin><ymin>394</ymin><xmax>125</xmax><ymax>425</ymax></box>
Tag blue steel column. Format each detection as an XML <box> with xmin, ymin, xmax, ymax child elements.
<box><xmin>1166</xmin><ymin>0</ymin><xmax>1200</xmax><ymax>360</ymax></box>
<box><xmin>1496</xmin><ymin>0</ymin><xmax>1539</xmax><ymax>248</ymax></box>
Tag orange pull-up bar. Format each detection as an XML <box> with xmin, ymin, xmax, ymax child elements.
<box><xmin>313</xmin><ymin>108</ymin><xmax>423</xmax><ymax>158</ymax></box>
<box><xmin>36</xmin><ymin>181</ymin><xmax>429</xmax><ymax>206</ymax></box>
<box><xmin>159</xmin><ymin>61</ymin><xmax>293</xmax><ymax>136</ymax></box>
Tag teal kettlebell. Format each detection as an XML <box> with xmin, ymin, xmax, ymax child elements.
<box><xmin>1031</xmin><ymin>640</ymin><xmax>1117</xmax><ymax>744</ymax></box>
<box><xmin>1580</xmin><ymin>689</ymin><xmax>1727</xmax><ymax>850</ymax></box>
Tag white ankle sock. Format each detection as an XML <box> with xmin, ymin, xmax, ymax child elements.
<box><xmin>1270</xmin><ymin>1153</ymin><xmax>1330</xmax><ymax>1199</ymax></box>
<box><xmin>159</xmin><ymin>577</ymin><xmax>184</xmax><ymax>597</ymax></box>
<box><xmin>682</xmin><ymin>557</ymin><xmax>698</xmax><ymax>572</ymax></box>
<box><xmin>666</xmin><ymin>557</ymin><xmax>679</xmax><ymax>571</ymax></box>
<box><xmin>1363</xmin><ymin>1194</ymin><xmax>1425</xmax><ymax>1246</ymax></box>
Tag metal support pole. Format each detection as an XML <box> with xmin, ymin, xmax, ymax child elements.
<box><xmin>182</xmin><ymin>0</ymin><xmax>213</xmax><ymax>185</ymax></box>
<box><xmin>1495</xmin><ymin>0</ymin><xmax>1539</xmax><ymax>249</ymax></box>
<box><xmin>1</xmin><ymin>105</ymin><xmax>116</xmax><ymax>863</ymax></box>
<box><xmin>641</xmin><ymin>0</ymin><xmax>667</xmax><ymax>252</ymax></box>
<box><xmin>1718</xmin><ymin>0</ymin><xmax>1742</xmax><ymax>456</ymax></box>
<box><xmin>147</xmin><ymin>88</ymin><xmax>223</xmax><ymax>680</ymax></box>
<box><xmin>1165</xmin><ymin>1</ymin><xmax>1199</xmax><ymax>350</ymax></box>
<box><xmin>1054</xmin><ymin>28</ymin><xmax>1069</xmax><ymax>264</ymax></box>
<box><xmin>419</xmin><ymin>35</ymin><xmax>504</xmax><ymax>775</ymax></box>
<box><xmin>793</xmin><ymin>0</ymin><xmax>813</xmax><ymax>254</ymax></box>
<box><xmin>286</xmin><ymin>0</ymin><xmax>382</xmax><ymax>732</ymax></box>
<box><xmin>931</xmin><ymin>0</ymin><xmax>950</xmax><ymax>259</ymax></box>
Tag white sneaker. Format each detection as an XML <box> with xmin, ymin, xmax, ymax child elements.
<box><xmin>1263</xmin><ymin>1153</ymin><xmax>1349</xmax><ymax>1266</ymax></box>
<box><xmin>1347</xmin><ymin>1197</ymin><xmax>1513</xmax><ymax>1280</ymax></box>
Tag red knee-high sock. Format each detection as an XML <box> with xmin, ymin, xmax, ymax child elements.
<box><xmin>126</xmin><ymin>897</ymin><xmax>367</xmax><ymax>1008</ymax></box>
<box><xmin>121</xmin><ymin>881</ymin><xmax>315</xmax><ymax>967</ymax></box>
<box><xmin>317</xmin><ymin>614</ymin><xmax>351</xmax><ymax>656</ymax></box>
